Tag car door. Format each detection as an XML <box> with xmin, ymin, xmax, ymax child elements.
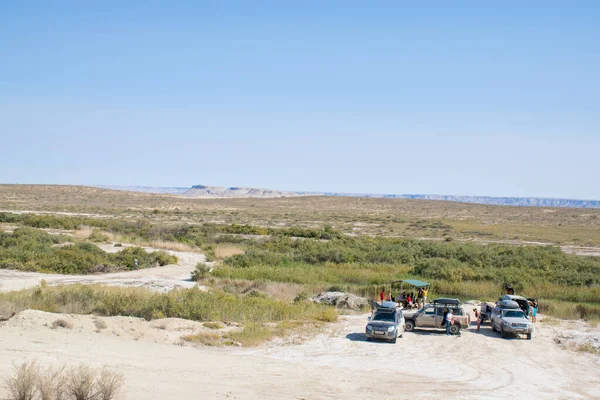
<box><xmin>397</xmin><ymin>311</ymin><xmax>405</xmax><ymax>335</ymax></box>
<box><xmin>419</xmin><ymin>306</ymin><xmax>437</xmax><ymax>327</ymax></box>
<box><xmin>492</xmin><ymin>308</ymin><xmax>501</xmax><ymax>330</ymax></box>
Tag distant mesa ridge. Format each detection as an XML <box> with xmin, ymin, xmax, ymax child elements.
<box><xmin>183</xmin><ymin>185</ymin><xmax>300</xmax><ymax>198</ymax></box>
<box><xmin>95</xmin><ymin>185</ymin><xmax>600</xmax><ymax>208</ymax></box>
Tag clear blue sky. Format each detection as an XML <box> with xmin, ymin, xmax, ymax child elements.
<box><xmin>1</xmin><ymin>1</ymin><xmax>599</xmax><ymax>199</ymax></box>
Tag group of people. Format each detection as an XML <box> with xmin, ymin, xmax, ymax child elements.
<box><xmin>379</xmin><ymin>287</ymin><xmax>428</xmax><ymax>309</ymax></box>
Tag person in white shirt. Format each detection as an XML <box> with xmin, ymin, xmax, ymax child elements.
<box><xmin>445</xmin><ymin>309</ymin><xmax>453</xmax><ymax>335</ymax></box>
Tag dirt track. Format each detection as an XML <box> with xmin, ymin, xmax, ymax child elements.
<box><xmin>0</xmin><ymin>311</ymin><xmax>598</xmax><ymax>400</ymax></box>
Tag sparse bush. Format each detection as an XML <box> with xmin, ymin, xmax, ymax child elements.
<box><xmin>52</xmin><ymin>319</ymin><xmax>73</xmax><ymax>329</ymax></box>
<box><xmin>191</xmin><ymin>263</ymin><xmax>210</xmax><ymax>281</ymax></box>
<box><xmin>66</xmin><ymin>365</ymin><xmax>96</xmax><ymax>400</ymax></box>
<box><xmin>293</xmin><ymin>291</ymin><xmax>309</xmax><ymax>303</ymax></box>
<box><xmin>4</xmin><ymin>361</ymin><xmax>39</xmax><ymax>400</ymax></box>
<box><xmin>2</xmin><ymin>361</ymin><xmax>124</xmax><ymax>400</ymax></box>
<box><xmin>95</xmin><ymin>369</ymin><xmax>124</xmax><ymax>400</ymax></box>
<box><xmin>38</xmin><ymin>365</ymin><xmax>66</xmax><ymax>400</ymax></box>
<box><xmin>88</xmin><ymin>230</ymin><xmax>109</xmax><ymax>243</ymax></box>
<box><xmin>93</xmin><ymin>317</ymin><xmax>107</xmax><ymax>331</ymax></box>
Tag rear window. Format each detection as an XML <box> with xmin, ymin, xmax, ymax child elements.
<box><xmin>504</xmin><ymin>310</ymin><xmax>526</xmax><ymax>319</ymax></box>
<box><xmin>372</xmin><ymin>312</ymin><xmax>395</xmax><ymax>322</ymax></box>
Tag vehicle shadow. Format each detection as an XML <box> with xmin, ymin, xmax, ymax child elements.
<box><xmin>346</xmin><ymin>332</ymin><xmax>368</xmax><ymax>342</ymax></box>
<box><xmin>345</xmin><ymin>333</ymin><xmax>395</xmax><ymax>343</ymax></box>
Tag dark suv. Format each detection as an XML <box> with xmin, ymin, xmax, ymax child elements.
<box><xmin>365</xmin><ymin>303</ymin><xmax>405</xmax><ymax>343</ymax></box>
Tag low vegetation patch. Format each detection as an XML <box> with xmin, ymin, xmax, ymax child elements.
<box><xmin>203</xmin><ymin>321</ymin><xmax>225</xmax><ymax>330</ymax></box>
<box><xmin>0</xmin><ymin>284</ymin><xmax>338</xmax><ymax>325</ymax></box>
<box><xmin>0</xmin><ymin>228</ymin><xmax>177</xmax><ymax>274</ymax></box>
<box><xmin>184</xmin><ymin>320</ymin><xmax>322</xmax><ymax>347</ymax></box>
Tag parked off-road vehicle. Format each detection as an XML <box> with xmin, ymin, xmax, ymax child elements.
<box><xmin>365</xmin><ymin>302</ymin><xmax>405</xmax><ymax>343</ymax></box>
<box><xmin>491</xmin><ymin>300</ymin><xmax>534</xmax><ymax>340</ymax></box>
<box><xmin>403</xmin><ymin>298</ymin><xmax>470</xmax><ymax>334</ymax></box>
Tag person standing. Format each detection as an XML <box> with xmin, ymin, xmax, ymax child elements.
<box><xmin>422</xmin><ymin>287</ymin><xmax>428</xmax><ymax>306</ymax></box>
<box><xmin>532</xmin><ymin>301</ymin><xmax>538</xmax><ymax>323</ymax></box>
<box><xmin>474</xmin><ymin>308</ymin><xmax>481</xmax><ymax>331</ymax></box>
<box><xmin>134</xmin><ymin>258</ymin><xmax>139</xmax><ymax>270</ymax></box>
<box><xmin>380</xmin><ymin>288</ymin><xmax>386</xmax><ymax>302</ymax></box>
<box><xmin>445</xmin><ymin>309</ymin><xmax>453</xmax><ymax>335</ymax></box>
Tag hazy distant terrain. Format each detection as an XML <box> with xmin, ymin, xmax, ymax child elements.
<box><xmin>93</xmin><ymin>184</ymin><xmax>600</xmax><ymax>209</ymax></box>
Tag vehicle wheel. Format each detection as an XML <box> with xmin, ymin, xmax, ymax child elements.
<box><xmin>392</xmin><ymin>336</ymin><xmax>397</xmax><ymax>344</ymax></box>
<box><xmin>405</xmin><ymin>320</ymin><xmax>415</xmax><ymax>332</ymax></box>
<box><xmin>492</xmin><ymin>323</ymin><xmax>497</xmax><ymax>332</ymax></box>
<box><xmin>527</xmin><ymin>333</ymin><xmax>532</xmax><ymax>340</ymax></box>
<box><xmin>501</xmin><ymin>327</ymin><xmax>507</xmax><ymax>339</ymax></box>
<box><xmin>366</xmin><ymin>337</ymin><xmax>372</xmax><ymax>342</ymax></box>
<box><xmin>449</xmin><ymin>325</ymin><xmax>460</xmax><ymax>335</ymax></box>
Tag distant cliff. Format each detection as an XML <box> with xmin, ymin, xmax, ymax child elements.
<box><xmin>93</xmin><ymin>185</ymin><xmax>600</xmax><ymax>208</ymax></box>
<box><xmin>182</xmin><ymin>185</ymin><xmax>304</xmax><ymax>198</ymax></box>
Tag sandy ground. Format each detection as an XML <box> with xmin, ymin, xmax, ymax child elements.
<box><xmin>0</xmin><ymin>244</ymin><xmax>207</xmax><ymax>293</ymax></box>
<box><xmin>0</xmin><ymin>310</ymin><xmax>598</xmax><ymax>400</ymax></box>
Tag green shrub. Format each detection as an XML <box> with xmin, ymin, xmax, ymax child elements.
<box><xmin>191</xmin><ymin>263</ymin><xmax>211</xmax><ymax>281</ymax></box>
<box><xmin>0</xmin><ymin>228</ymin><xmax>177</xmax><ymax>274</ymax></box>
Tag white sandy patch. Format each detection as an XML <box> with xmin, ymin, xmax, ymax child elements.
<box><xmin>0</xmin><ymin>312</ymin><xmax>598</xmax><ymax>400</ymax></box>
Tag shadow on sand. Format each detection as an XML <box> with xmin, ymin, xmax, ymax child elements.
<box><xmin>345</xmin><ymin>333</ymin><xmax>396</xmax><ymax>343</ymax></box>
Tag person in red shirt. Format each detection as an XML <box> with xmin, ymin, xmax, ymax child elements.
<box><xmin>380</xmin><ymin>289</ymin><xmax>386</xmax><ymax>302</ymax></box>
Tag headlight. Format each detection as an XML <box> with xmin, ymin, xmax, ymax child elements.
<box><xmin>502</xmin><ymin>321</ymin><xmax>509</xmax><ymax>326</ymax></box>
<box><xmin>387</xmin><ymin>326</ymin><xmax>395</xmax><ymax>332</ymax></box>
<box><xmin>366</xmin><ymin>325</ymin><xmax>373</xmax><ymax>331</ymax></box>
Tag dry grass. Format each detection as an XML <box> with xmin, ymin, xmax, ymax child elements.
<box><xmin>208</xmin><ymin>278</ymin><xmax>315</xmax><ymax>302</ymax></box>
<box><xmin>74</xmin><ymin>226</ymin><xmax>94</xmax><ymax>239</ymax></box>
<box><xmin>577</xmin><ymin>343</ymin><xmax>599</xmax><ymax>354</ymax></box>
<box><xmin>108</xmin><ymin>234</ymin><xmax>195</xmax><ymax>252</ymax></box>
<box><xmin>214</xmin><ymin>245</ymin><xmax>245</xmax><ymax>260</ymax></box>
<box><xmin>203</xmin><ymin>321</ymin><xmax>225</xmax><ymax>330</ymax></box>
<box><xmin>3</xmin><ymin>361</ymin><xmax>39</xmax><ymax>400</ymax></box>
<box><xmin>182</xmin><ymin>332</ymin><xmax>230</xmax><ymax>347</ymax></box>
<box><xmin>38</xmin><ymin>365</ymin><xmax>66</xmax><ymax>400</ymax></box>
<box><xmin>2</xmin><ymin>362</ymin><xmax>123</xmax><ymax>400</ymax></box>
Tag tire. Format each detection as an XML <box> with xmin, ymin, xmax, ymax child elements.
<box><xmin>501</xmin><ymin>327</ymin><xmax>507</xmax><ymax>338</ymax></box>
<box><xmin>492</xmin><ymin>323</ymin><xmax>497</xmax><ymax>332</ymax></box>
<box><xmin>366</xmin><ymin>336</ymin><xmax>372</xmax><ymax>342</ymax></box>
<box><xmin>449</xmin><ymin>325</ymin><xmax>460</xmax><ymax>335</ymax></box>
<box><xmin>405</xmin><ymin>320</ymin><xmax>415</xmax><ymax>332</ymax></box>
<box><xmin>527</xmin><ymin>333</ymin><xmax>532</xmax><ymax>340</ymax></box>
<box><xmin>391</xmin><ymin>336</ymin><xmax>397</xmax><ymax>344</ymax></box>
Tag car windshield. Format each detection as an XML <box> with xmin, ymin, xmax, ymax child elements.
<box><xmin>504</xmin><ymin>311</ymin><xmax>526</xmax><ymax>318</ymax></box>
<box><xmin>372</xmin><ymin>313</ymin><xmax>395</xmax><ymax>322</ymax></box>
